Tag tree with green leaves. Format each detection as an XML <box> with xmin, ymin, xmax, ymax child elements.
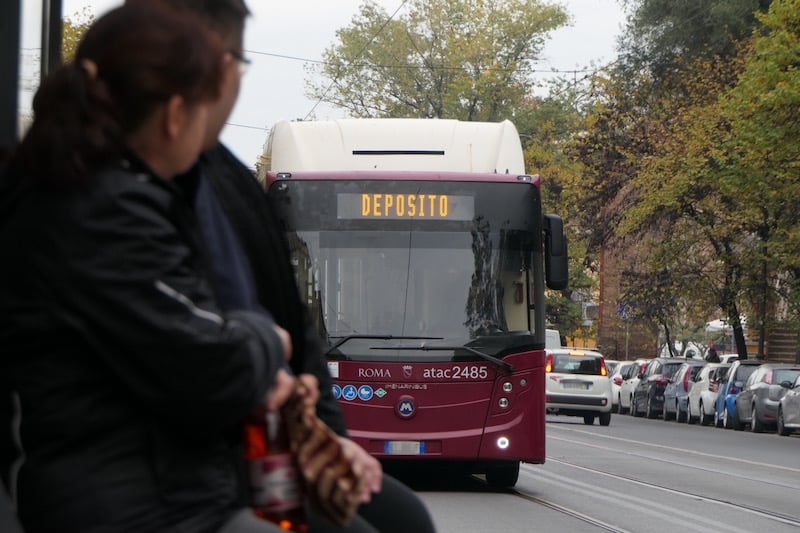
<box><xmin>567</xmin><ymin>0</ymin><xmax>777</xmax><ymax>356</ymax></box>
<box><xmin>617</xmin><ymin>0</ymin><xmax>800</xmax><ymax>357</ymax></box>
<box><xmin>63</xmin><ymin>9</ymin><xmax>94</xmax><ymax>63</ymax></box>
<box><xmin>619</xmin><ymin>0</ymin><xmax>772</xmax><ymax>85</ymax></box>
<box><xmin>616</xmin><ymin>50</ymin><xmax>756</xmax><ymax>357</ymax></box>
<box><xmin>718</xmin><ymin>0</ymin><xmax>800</xmax><ymax>347</ymax></box>
<box><xmin>522</xmin><ymin>83</ymin><xmax>598</xmax><ymax>339</ymax></box>
<box><xmin>306</xmin><ymin>0</ymin><xmax>569</xmax><ymax>121</ymax></box>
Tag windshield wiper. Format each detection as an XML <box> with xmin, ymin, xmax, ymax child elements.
<box><xmin>372</xmin><ymin>344</ymin><xmax>514</xmax><ymax>373</ymax></box>
<box><xmin>325</xmin><ymin>334</ymin><xmax>443</xmax><ymax>356</ymax></box>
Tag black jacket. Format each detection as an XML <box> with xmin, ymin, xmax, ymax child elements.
<box><xmin>0</xmin><ymin>157</ymin><xmax>285</xmax><ymax>533</ymax></box>
<box><xmin>195</xmin><ymin>145</ymin><xmax>347</xmax><ymax>436</ymax></box>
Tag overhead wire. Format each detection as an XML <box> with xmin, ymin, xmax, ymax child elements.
<box><xmin>228</xmin><ymin>0</ymin><xmax>723</xmax><ymax>130</ymax></box>
<box><xmin>246</xmin><ymin>47</ymin><xmax>595</xmax><ymax>75</ymax></box>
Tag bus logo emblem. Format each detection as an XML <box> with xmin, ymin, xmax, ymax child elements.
<box><xmin>403</xmin><ymin>365</ymin><xmax>413</xmax><ymax>378</ymax></box>
<box><xmin>396</xmin><ymin>395</ymin><xmax>416</xmax><ymax>418</ymax></box>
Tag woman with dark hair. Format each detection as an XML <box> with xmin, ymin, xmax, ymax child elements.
<box><xmin>10</xmin><ymin>4</ymin><xmax>221</xmax><ymax>187</ymax></box>
<box><xmin>0</xmin><ymin>3</ymin><xmax>296</xmax><ymax>532</ymax></box>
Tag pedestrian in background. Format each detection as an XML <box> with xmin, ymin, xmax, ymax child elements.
<box><xmin>0</xmin><ymin>3</ymin><xmax>297</xmax><ymax>532</ymax></box>
<box><xmin>706</xmin><ymin>345</ymin><xmax>721</xmax><ymax>363</ymax></box>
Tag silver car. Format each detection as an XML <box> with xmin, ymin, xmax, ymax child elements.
<box><xmin>777</xmin><ymin>374</ymin><xmax>800</xmax><ymax>436</ymax></box>
<box><xmin>734</xmin><ymin>364</ymin><xmax>800</xmax><ymax>433</ymax></box>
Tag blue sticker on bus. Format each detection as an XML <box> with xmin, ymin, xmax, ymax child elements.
<box><xmin>358</xmin><ymin>385</ymin><xmax>374</xmax><ymax>401</ymax></box>
<box><xmin>332</xmin><ymin>384</ymin><xmax>342</xmax><ymax>400</ymax></box>
<box><xmin>341</xmin><ymin>384</ymin><xmax>358</xmax><ymax>401</ymax></box>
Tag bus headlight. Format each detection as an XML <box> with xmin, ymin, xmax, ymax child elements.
<box><xmin>497</xmin><ymin>437</ymin><xmax>510</xmax><ymax>449</ymax></box>
<box><xmin>502</xmin><ymin>381</ymin><xmax>513</xmax><ymax>392</ymax></box>
<box><xmin>498</xmin><ymin>397</ymin><xmax>509</xmax><ymax>408</ymax></box>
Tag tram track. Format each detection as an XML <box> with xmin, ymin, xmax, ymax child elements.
<box><xmin>542</xmin><ymin>456</ymin><xmax>800</xmax><ymax>529</ymax></box>
<box><xmin>417</xmin><ymin>417</ymin><xmax>800</xmax><ymax>531</ymax></box>
<box><xmin>510</xmin><ymin>457</ymin><xmax>800</xmax><ymax>533</ymax></box>
<box><xmin>542</xmin><ymin>422</ymin><xmax>800</xmax><ymax>530</ymax></box>
<box><xmin>510</xmin><ymin>488</ymin><xmax>633</xmax><ymax>533</ymax></box>
<box><xmin>514</xmin><ymin>462</ymin><xmax>736</xmax><ymax>533</ymax></box>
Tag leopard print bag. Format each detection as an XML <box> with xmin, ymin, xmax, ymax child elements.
<box><xmin>280</xmin><ymin>381</ymin><xmax>366</xmax><ymax>527</ymax></box>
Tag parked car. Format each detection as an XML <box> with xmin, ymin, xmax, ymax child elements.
<box><xmin>545</xmin><ymin>348</ymin><xmax>613</xmax><ymax>426</ymax></box>
<box><xmin>710</xmin><ymin>365</ymin><xmax>732</xmax><ymax>428</ymax></box>
<box><xmin>662</xmin><ymin>360</ymin><xmax>706</xmax><ymax>422</ymax></box>
<box><xmin>609</xmin><ymin>361</ymin><xmax>635</xmax><ymax>413</ymax></box>
<box><xmin>777</xmin><ymin>374</ymin><xmax>800</xmax><ymax>436</ymax></box>
<box><xmin>733</xmin><ymin>364</ymin><xmax>800</xmax><ymax>432</ymax></box>
<box><xmin>714</xmin><ymin>359</ymin><xmax>765</xmax><ymax>429</ymax></box>
<box><xmin>686</xmin><ymin>363</ymin><xmax>729</xmax><ymax>426</ymax></box>
<box><xmin>619</xmin><ymin>358</ymin><xmax>650</xmax><ymax>414</ymax></box>
<box><xmin>632</xmin><ymin>358</ymin><xmax>686</xmax><ymax>419</ymax></box>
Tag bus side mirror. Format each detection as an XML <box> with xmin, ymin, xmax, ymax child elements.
<box><xmin>544</xmin><ymin>214</ymin><xmax>568</xmax><ymax>290</ymax></box>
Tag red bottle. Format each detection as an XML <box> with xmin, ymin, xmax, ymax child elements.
<box><xmin>244</xmin><ymin>410</ymin><xmax>308</xmax><ymax>532</ymax></box>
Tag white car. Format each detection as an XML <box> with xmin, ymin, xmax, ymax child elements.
<box><xmin>609</xmin><ymin>361</ymin><xmax>635</xmax><ymax>413</ymax></box>
<box><xmin>618</xmin><ymin>359</ymin><xmax>650</xmax><ymax>414</ymax></box>
<box><xmin>687</xmin><ymin>363</ymin><xmax>729</xmax><ymax>426</ymax></box>
<box><xmin>545</xmin><ymin>349</ymin><xmax>613</xmax><ymax>426</ymax></box>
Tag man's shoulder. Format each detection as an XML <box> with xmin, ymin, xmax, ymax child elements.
<box><xmin>200</xmin><ymin>144</ymin><xmax>269</xmax><ymax>212</ymax></box>
<box><xmin>202</xmin><ymin>144</ymin><xmax>253</xmax><ymax>178</ymax></box>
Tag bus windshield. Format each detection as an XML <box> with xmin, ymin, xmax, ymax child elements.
<box><xmin>271</xmin><ymin>178</ymin><xmax>544</xmax><ymax>360</ymax></box>
<box><xmin>299</xmin><ymin>229</ymin><xmax>527</xmax><ymax>339</ymax></box>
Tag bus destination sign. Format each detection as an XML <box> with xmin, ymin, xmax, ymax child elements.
<box><xmin>337</xmin><ymin>193</ymin><xmax>475</xmax><ymax>220</ymax></box>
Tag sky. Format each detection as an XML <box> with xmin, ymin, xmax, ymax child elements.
<box><xmin>20</xmin><ymin>0</ymin><xmax>627</xmax><ymax>168</ymax></box>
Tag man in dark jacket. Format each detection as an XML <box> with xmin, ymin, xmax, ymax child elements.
<box><xmin>156</xmin><ymin>1</ymin><xmax>436</xmax><ymax>531</ymax></box>
<box><xmin>195</xmin><ymin>146</ymin><xmax>440</xmax><ymax>533</ymax></box>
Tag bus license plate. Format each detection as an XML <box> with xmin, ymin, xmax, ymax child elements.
<box><xmin>384</xmin><ymin>441</ymin><xmax>425</xmax><ymax>455</ymax></box>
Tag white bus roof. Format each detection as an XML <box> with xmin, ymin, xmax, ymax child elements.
<box><xmin>263</xmin><ymin>118</ymin><xmax>525</xmax><ymax>175</ymax></box>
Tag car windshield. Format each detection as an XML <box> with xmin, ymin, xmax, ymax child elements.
<box><xmin>663</xmin><ymin>363</ymin><xmax>684</xmax><ymax>378</ymax></box>
<box><xmin>734</xmin><ymin>365</ymin><xmax>759</xmax><ymax>382</ymax></box>
<box><xmin>774</xmin><ymin>369</ymin><xmax>800</xmax><ymax>384</ymax></box>
<box><xmin>715</xmin><ymin>366</ymin><xmax>730</xmax><ymax>380</ymax></box>
<box><xmin>552</xmin><ymin>354</ymin><xmax>603</xmax><ymax>375</ymax></box>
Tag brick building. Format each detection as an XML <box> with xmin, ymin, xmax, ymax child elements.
<box><xmin>596</xmin><ymin>246</ymin><xmax>659</xmax><ymax>361</ymax></box>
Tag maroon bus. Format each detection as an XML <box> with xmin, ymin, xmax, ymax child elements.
<box><xmin>262</xmin><ymin>119</ymin><xmax>568</xmax><ymax>488</ymax></box>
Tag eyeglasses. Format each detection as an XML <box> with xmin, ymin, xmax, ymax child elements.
<box><xmin>228</xmin><ymin>49</ymin><xmax>251</xmax><ymax>75</ymax></box>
